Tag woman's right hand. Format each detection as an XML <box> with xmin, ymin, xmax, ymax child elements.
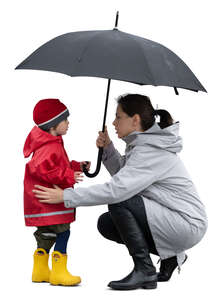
<box><xmin>96</xmin><ymin>126</ymin><xmax>111</xmax><ymax>148</ymax></box>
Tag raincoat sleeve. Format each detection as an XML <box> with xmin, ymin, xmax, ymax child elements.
<box><xmin>70</xmin><ymin>160</ymin><xmax>81</xmax><ymax>172</ymax></box>
<box><xmin>102</xmin><ymin>142</ymin><xmax>126</xmax><ymax>176</ymax></box>
<box><xmin>34</xmin><ymin>150</ymin><xmax>75</xmax><ymax>189</ymax></box>
<box><xmin>64</xmin><ymin>148</ymin><xmax>166</xmax><ymax>208</ymax></box>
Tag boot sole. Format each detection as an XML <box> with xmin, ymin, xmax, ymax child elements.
<box><xmin>142</xmin><ymin>281</ymin><xmax>157</xmax><ymax>289</ymax></box>
<box><xmin>50</xmin><ymin>281</ymin><xmax>81</xmax><ymax>286</ymax></box>
<box><xmin>108</xmin><ymin>281</ymin><xmax>157</xmax><ymax>290</ymax></box>
<box><xmin>32</xmin><ymin>280</ymin><xmax>49</xmax><ymax>283</ymax></box>
<box><xmin>50</xmin><ymin>279</ymin><xmax>81</xmax><ymax>286</ymax></box>
<box><xmin>50</xmin><ymin>283</ymin><xmax>80</xmax><ymax>286</ymax></box>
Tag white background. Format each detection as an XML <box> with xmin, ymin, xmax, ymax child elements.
<box><xmin>1</xmin><ymin>0</ymin><xmax>221</xmax><ymax>299</ymax></box>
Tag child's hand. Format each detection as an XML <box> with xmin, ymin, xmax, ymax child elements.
<box><xmin>80</xmin><ymin>161</ymin><xmax>91</xmax><ymax>171</ymax></box>
<box><xmin>74</xmin><ymin>171</ymin><xmax>84</xmax><ymax>183</ymax></box>
<box><xmin>96</xmin><ymin>126</ymin><xmax>111</xmax><ymax>148</ymax></box>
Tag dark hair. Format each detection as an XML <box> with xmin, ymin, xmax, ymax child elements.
<box><xmin>117</xmin><ymin>94</ymin><xmax>173</xmax><ymax>130</ymax></box>
<box><xmin>41</xmin><ymin>118</ymin><xmax>68</xmax><ymax>132</ymax></box>
<box><xmin>41</xmin><ymin>125</ymin><xmax>57</xmax><ymax>133</ymax></box>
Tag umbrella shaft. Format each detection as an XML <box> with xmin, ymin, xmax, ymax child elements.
<box><xmin>83</xmin><ymin>78</ymin><xmax>111</xmax><ymax>178</ymax></box>
<box><xmin>102</xmin><ymin>79</ymin><xmax>111</xmax><ymax>132</ymax></box>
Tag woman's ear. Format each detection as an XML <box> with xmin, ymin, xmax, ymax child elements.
<box><xmin>133</xmin><ymin>114</ymin><xmax>141</xmax><ymax>128</ymax></box>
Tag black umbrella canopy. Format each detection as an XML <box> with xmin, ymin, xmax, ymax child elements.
<box><xmin>16</xmin><ymin>29</ymin><xmax>206</xmax><ymax>93</ymax></box>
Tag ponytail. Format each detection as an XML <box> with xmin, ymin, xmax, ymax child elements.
<box><xmin>117</xmin><ymin>94</ymin><xmax>174</xmax><ymax>131</ymax></box>
<box><xmin>155</xmin><ymin>109</ymin><xmax>174</xmax><ymax>129</ymax></box>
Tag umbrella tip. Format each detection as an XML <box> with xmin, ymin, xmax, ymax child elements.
<box><xmin>114</xmin><ymin>11</ymin><xmax>119</xmax><ymax>29</ymax></box>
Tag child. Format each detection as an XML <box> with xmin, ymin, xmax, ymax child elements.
<box><xmin>23</xmin><ymin>98</ymin><xmax>90</xmax><ymax>286</ymax></box>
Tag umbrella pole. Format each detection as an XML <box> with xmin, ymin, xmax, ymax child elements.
<box><xmin>83</xmin><ymin>79</ymin><xmax>111</xmax><ymax>178</ymax></box>
<box><xmin>83</xmin><ymin>13</ymin><xmax>115</xmax><ymax>177</ymax></box>
<box><xmin>102</xmin><ymin>79</ymin><xmax>111</xmax><ymax>131</ymax></box>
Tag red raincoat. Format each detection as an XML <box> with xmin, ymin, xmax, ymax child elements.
<box><xmin>23</xmin><ymin>126</ymin><xmax>81</xmax><ymax>226</ymax></box>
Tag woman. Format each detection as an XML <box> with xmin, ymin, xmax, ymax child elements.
<box><xmin>33</xmin><ymin>94</ymin><xmax>207</xmax><ymax>290</ymax></box>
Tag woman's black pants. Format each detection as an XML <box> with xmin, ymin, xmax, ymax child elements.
<box><xmin>97</xmin><ymin>195</ymin><xmax>158</xmax><ymax>256</ymax></box>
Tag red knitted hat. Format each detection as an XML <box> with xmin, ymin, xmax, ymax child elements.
<box><xmin>33</xmin><ymin>99</ymin><xmax>69</xmax><ymax>130</ymax></box>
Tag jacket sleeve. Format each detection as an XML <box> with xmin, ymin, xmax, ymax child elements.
<box><xmin>34</xmin><ymin>150</ymin><xmax>75</xmax><ymax>188</ymax></box>
<box><xmin>70</xmin><ymin>160</ymin><xmax>81</xmax><ymax>172</ymax></box>
<box><xmin>102</xmin><ymin>142</ymin><xmax>126</xmax><ymax>176</ymax></box>
<box><xmin>64</xmin><ymin>148</ymin><xmax>168</xmax><ymax>208</ymax></box>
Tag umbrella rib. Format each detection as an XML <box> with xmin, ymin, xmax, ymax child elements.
<box><xmin>129</xmin><ymin>34</ymin><xmax>157</xmax><ymax>86</ymax></box>
<box><xmin>73</xmin><ymin>31</ymin><xmax>107</xmax><ymax>74</ymax></box>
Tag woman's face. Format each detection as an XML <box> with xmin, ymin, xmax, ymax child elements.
<box><xmin>112</xmin><ymin>105</ymin><xmax>138</xmax><ymax>138</ymax></box>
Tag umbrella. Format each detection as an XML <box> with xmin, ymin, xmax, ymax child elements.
<box><xmin>16</xmin><ymin>12</ymin><xmax>206</xmax><ymax>177</ymax></box>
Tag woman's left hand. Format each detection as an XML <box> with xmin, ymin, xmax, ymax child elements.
<box><xmin>32</xmin><ymin>185</ymin><xmax>64</xmax><ymax>204</ymax></box>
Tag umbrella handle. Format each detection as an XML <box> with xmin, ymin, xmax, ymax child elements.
<box><xmin>82</xmin><ymin>147</ymin><xmax>103</xmax><ymax>178</ymax></box>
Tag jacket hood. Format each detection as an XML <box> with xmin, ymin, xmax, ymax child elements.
<box><xmin>122</xmin><ymin>122</ymin><xmax>182</xmax><ymax>153</ymax></box>
<box><xmin>23</xmin><ymin>126</ymin><xmax>63</xmax><ymax>158</ymax></box>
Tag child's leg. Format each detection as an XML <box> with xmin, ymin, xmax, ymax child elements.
<box><xmin>49</xmin><ymin>224</ymin><xmax>81</xmax><ymax>286</ymax></box>
<box><xmin>54</xmin><ymin>229</ymin><xmax>70</xmax><ymax>253</ymax></box>
<box><xmin>51</xmin><ymin>223</ymin><xmax>70</xmax><ymax>253</ymax></box>
<box><xmin>34</xmin><ymin>226</ymin><xmax>57</xmax><ymax>253</ymax></box>
<box><xmin>32</xmin><ymin>226</ymin><xmax>56</xmax><ymax>282</ymax></box>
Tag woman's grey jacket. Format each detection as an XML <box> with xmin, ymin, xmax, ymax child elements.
<box><xmin>64</xmin><ymin>122</ymin><xmax>207</xmax><ymax>266</ymax></box>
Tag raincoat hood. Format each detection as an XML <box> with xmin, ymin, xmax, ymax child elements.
<box><xmin>122</xmin><ymin>122</ymin><xmax>182</xmax><ymax>153</ymax></box>
<box><xmin>23</xmin><ymin>126</ymin><xmax>62</xmax><ymax>158</ymax></box>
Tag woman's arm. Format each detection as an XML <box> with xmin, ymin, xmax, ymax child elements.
<box><xmin>96</xmin><ymin>126</ymin><xmax>126</xmax><ymax>175</ymax></box>
<box><xmin>63</xmin><ymin>151</ymin><xmax>155</xmax><ymax>207</ymax></box>
<box><xmin>33</xmin><ymin>149</ymin><xmax>164</xmax><ymax>207</ymax></box>
<box><xmin>102</xmin><ymin>142</ymin><xmax>126</xmax><ymax>176</ymax></box>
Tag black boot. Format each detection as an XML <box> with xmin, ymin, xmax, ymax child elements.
<box><xmin>108</xmin><ymin>249</ymin><xmax>157</xmax><ymax>290</ymax></box>
<box><xmin>107</xmin><ymin>204</ymin><xmax>157</xmax><ymax>290</ymax></box>
<box><xmin>158</xmin><ymin>255</ymin><xmax>187</xmax><ymax>282</ymax></box>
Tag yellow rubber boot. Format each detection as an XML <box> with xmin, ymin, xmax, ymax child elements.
<box><xmin>49</xmin><ymin>251</ymin><xmax>81</xmax><ymax>286</ymax></box>
<box><xmin>32</xmin><ymin>248</ymin><xmax>50</xmax><ymax>282</ymax></box>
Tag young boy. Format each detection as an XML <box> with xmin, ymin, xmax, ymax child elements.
<box><xmin>23</xmin><ymin>98</ymin><xmax>90</xmax><ymax>286</ymax></box>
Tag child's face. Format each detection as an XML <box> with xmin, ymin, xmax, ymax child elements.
<box><xmin>112</xmin><ymin>105</ymin><xmax>135</xmax><ymax>138</ymax></box>
<box><xmin>54</xmin><ymin>119</ymin><xmax>69</xmax><ymax>136</ymax></box>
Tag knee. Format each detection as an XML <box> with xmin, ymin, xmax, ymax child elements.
<box><xmin>97</xmin><ymin>213</ymin><xmax>108</xmax><ymax>236</ymax></box>
<box><xmin>97</xmin><ymin>212</ymin><xmax>117</xmax><ymax>241</ymax></box>
<box><xmin>97</xmin><ymin>212</ymin><xmax>124</xmax><ymax>244</ymax></box>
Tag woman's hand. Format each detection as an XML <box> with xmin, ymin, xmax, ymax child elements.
<box><xmin>96</xmin><ymin>126</ymin><xmax>111</xmax><ymax>148</ymax></box>
<box><xmin>32</xmin><ymin>185</ymin><xmax>64</xmax><ymax>204</ymax></box>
